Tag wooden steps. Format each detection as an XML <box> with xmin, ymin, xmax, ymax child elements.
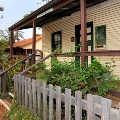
<box><xmin>8</xmin><ymin>90</ymin><xmax>14</xmax><ymax>98</ymax></box>
<box><xmin>0</xmin><ymin>90</ymin><xmax>14</xmax><ymax>111</ymax></box>
<box><xmin>0</xmin><ymin>98</ymin><xmax>12</xmax><ymax>110</ymax></box>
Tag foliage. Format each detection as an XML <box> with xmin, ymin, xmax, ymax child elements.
<box><xmin>37</xmin><ymin>58</ymin><xmax>119</xmax><ymax>96</ymax></box>
<box><xmin>0</xmin><ymin>40</ymin><xmax>23</xmax><ymax>90</ymax></box>
<box><xmin>0</xmin><ymin>29</ymin><xmax>24</xmax><ymax>41</ymax></box>
<box><xmin>3</xmin><ymin>57</ymin><xmax>23</xmax><ymax>90</ymax></box>
<box><xmin>4</xmin><ymin>100</ymin><xmax>40</xmax><ymax>120</ymax></box>
<box><xmin>28</xmin><ymin>62</ymin><xmax>47</xmax><ymax>79</ymax></box>
<box><xmin>0</xmin><ymin>40</ymin><xmax>9</xmax><ymax>68</ymax></box>
<box><xmin>0</xmin><ymin>6</ymin><xmax>4</xmax><ymax>19</ymax></box>
<box><xmin>24</xmin><ymin>11</ymin><xmax>33</xmax><ymax>18</ymax></box>
<box><xmin>0</xmin><ymin>6</ymin><xmax>4</xmax><ymax>11</ymax></box>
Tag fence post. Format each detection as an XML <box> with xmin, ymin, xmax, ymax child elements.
<box><xmin>3</xmin><ymin>72</ymin><xmax>7</xmax><ymax>94</ymax></box>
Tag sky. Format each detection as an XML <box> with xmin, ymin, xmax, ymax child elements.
<box><xmin>0</xmin><ymin>0</ymin><xmax>46</xmax><ymax>39</ymax></box>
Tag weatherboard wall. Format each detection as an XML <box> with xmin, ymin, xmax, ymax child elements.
<box><xmin>23</xmin><ymin>39</ymin><xmax>42</xmax><ymax>50</ymax></box>
<box><xmin>42</xmin><ymin>0</ymin><xmax>120</xmax><ymax>77</ymax></box>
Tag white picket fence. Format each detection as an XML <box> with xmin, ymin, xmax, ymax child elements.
<box><xmin>14</xmin><ymin>74</ymin><xmax>120</xmax><ymax>120</ymax></box>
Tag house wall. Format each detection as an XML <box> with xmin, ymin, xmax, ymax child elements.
<box><xmin>23</xmin><ymin>40</ymin><xmax>42</xmax><ymax>50</ymax></box>
<box><xmin>42</xmin><ymin>0</ymin><xmax>120</xmax><ymax>77</ymax></box>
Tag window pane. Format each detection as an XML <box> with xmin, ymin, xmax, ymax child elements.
<box><xmin>57</xmin><ymin>34</ymin><xmax>60</xmax><ymax>41</ymax></box>
<box><xmin>52</xmin><ymin>31</ymin><xmax>62</xmax><ymax>51</ymax></box>
<box><xmin>95</xmin><ymin>25</ymin><xmax>106</xmax><ymax>46</ymax></box>
<box><xmin>57</xmin><ymin>44</ymin><xmax>61</xmax><ymax>49</ymax></box>
<box><xmin>54</xmin><ymin>34</ymin><xmax>58</xmax><ymax>41</ymax></box>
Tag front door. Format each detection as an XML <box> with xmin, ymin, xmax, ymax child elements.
<box><xmin>75</xmin><ymin>21</ymin><xmax>93</xmax><ymax>66</ymax></box>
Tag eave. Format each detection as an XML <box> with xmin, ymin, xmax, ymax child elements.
<box><xmin>9</xmin><ymin>0</ymin><xmax>107</xmax><ymax>31</ymax></box>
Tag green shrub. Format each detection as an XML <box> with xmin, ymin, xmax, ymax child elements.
<box><xmin>37</xmin><ymin>58</ymin><xmax>119</xmax><ymax>96</ymax></box>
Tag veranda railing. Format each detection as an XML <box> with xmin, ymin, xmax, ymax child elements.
<box><xmin>0</xmin><ymin>51</ymin><xmax>38</xmax><ymax>94</ymax></box>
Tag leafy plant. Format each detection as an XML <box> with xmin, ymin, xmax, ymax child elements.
<box><xmin>4</xmin><ymin>100</ymin><xmax>40</xmax><ymax>120</ymax></box>
<box><xmin>37</xmin><ymin>58</ymin><xmax>119</xmax><ymax>96</ymax></box>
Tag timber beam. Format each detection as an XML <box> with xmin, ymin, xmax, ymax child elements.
<box><xmin>55</xmin><ymin>50</ymin><xmax>120</xmax><ymax>57</ymax></box>
<box><xmin>32</xmin><ymin>19</ymin><xmax>36</xmax><ymax>64</ymax></box>
<box><xmin>80</xmin><ymin>0</ymin><xmax>87</xmax><ymax>65</ymax></box>
<box><xmin>85</xmin><ymin>50</ymin><xmax>120</xmax><ymax>56</ymax></box>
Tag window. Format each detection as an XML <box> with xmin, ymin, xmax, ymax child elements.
<box><xmin>95</xmin><ymin>25</ymin><xmax>106</xmax><ymax>46</ymax></box>
<box><xmin>52</xmin><ymin>31</ymin><xmax>62</xmax><ymax>51</ymax></box>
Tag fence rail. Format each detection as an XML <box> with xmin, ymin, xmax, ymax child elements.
<box><xmin>14</xmin><ymin>74</ymin><xmax>120</xmax><ymax>120</ymax></box>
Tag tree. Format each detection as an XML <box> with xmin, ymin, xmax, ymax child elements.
<box><xmin>0</xmin><ymin>6</ymin><xmax>4</xmax><ymax>11</ymax></box>
<box><xmin>0</xmin><ymin>40</ymin><xmax>9</xmax><ymax>70</ymax></box>
<box><xmin>37</xmin><ymin>0</ymin><xmax>51</xmax><ymax>4</ymax></box>
<box><xmin>0</xmin><ymin>6</ymin><xmax>4</xmax><ymax>19</ymax></box>
<box><xmin>41</xmin><ymin>0</ymin><xmax>50</xmax><ymax>3</ymax></box>
<box><xmin>0</xmin><ymin>29</ymin><xmax>24</xmax><ymax>41</ymax></box>
<box><xmin>23</xmin><ymin>11</ymin><xmax>33</xmax><ymax>18</ymax></box>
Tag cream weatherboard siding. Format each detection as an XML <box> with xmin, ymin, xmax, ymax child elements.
<box><xmin>42</xmin><ymin>0</ymin><xmax>120</xmax><ymax>77</ymax></box>
<box><xmin>23</xmin><ymin>40</ymin><xmax>42</xmax><ymax>50</ymax></box>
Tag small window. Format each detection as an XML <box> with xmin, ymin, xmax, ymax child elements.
<box><xmin>52</xmin><ymin>31</ymin><xmax>62</xmax><ymax>51</ymax></box>
<box><xmin>95</xmin><ymin>25</ymin><xmax>106</xmax><ymax>47</ymax></box>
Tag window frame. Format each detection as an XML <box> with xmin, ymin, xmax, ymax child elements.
<box><xmin>51</xmin><ymin>31</ymin><xmax>62</xmax><ymax>52</ymax></box>
<box><xmin>95</xmin><ymin>25</ymin><xmax>106</xmax><ymax>47</ymax></box>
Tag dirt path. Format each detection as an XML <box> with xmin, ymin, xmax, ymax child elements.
<box><xmin>0</xmin><ymin>104</ymin><xmax>7</xmax><ymax>120</ymax></box>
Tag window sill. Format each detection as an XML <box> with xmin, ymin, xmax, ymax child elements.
<box><xmin>95</xmin><ymin>45</ymin><xmax>106</xmax><ymax>51</ymax></box>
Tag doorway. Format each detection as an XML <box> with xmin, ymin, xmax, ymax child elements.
<box><xmin>75</xmin><ymin>21</ymin><xmax>93</xmax><ymax>66</ymax></box>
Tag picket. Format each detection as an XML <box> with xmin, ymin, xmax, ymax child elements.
<box><xmin>28</xmin><ymin>78</ymin><xmax>32</xmax><ymax>110</ymax></box>
<box><xmin>37</xmin><ymin>81</ymin><xmax>41</xmax><ymax>118</ymax></box>
<box><xmin>14</xmin><ymin>75</ymin><xmax>120</xmax><ymax>120</ymax></box>
<box><xmin>65</xmin><ymin>88</ymin><xmax>71</xmax><ymax>120</ymax></box>
<box><xmin>56</xmin><ymin>86</ymin><xmax>61</xmax><ymax>120</ymax></box>
<box><xmin>18</xmin><ymin>75</ymin><xmax>22</xmax><ymax>105</ymax></box>
<box><xmin>32</xmin><ymin>79</ymin><xmax>36</xmax><ymax>115</ymax></box>
<box><xmin>49</xmin><ymin>84</ymin><xmax>53</xmax><ymax>120</ymax></box>
<box><xmin>22</xmin><ymin>76</ymin><xmax>25</xmax><ymax>105</ymax></box>
<box><xmin>42</xmin><ymin>82</ymin><xmax>47</xmax><ymax>120</ymax></box>
<box><xmin>75</xmin><ymin>91</ymin><xmax>82</xmax><ymax>120</ymax></box>
<box><xmin>101</xmin><ymin>97</ymin><xmax>111</xmax><ymax>120</ymax></box>
<box><xmin>25</xmin><ymin>77</ymin><xmax>28</xmax><ymax>108</ymax></box>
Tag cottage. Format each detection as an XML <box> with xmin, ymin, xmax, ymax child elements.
<box><xmin>9</xmin><ymin>0</ymin><xmax>120</xmax><ymax>77</ymax></box>
<box><xmin>6</xmin><ymin>35</ymin><xmax>42</xmax><ymax>58</ymax></box>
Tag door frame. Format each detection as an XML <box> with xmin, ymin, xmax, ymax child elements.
<box><xmin>75</xmin><ymin>21</ymin><xmax>94</xmax><ymax>66</ymax></box>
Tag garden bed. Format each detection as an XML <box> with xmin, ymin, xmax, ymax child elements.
<box><xmin>0</xmin><ymin>104</ymin><xmax>7</xmax><ymax>120</ymax></box>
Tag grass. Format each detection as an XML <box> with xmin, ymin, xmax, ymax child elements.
<box><xmin>4</xmin><ymin>100</ymin><xmax>40</xmax><ymax>120</ymax></box>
